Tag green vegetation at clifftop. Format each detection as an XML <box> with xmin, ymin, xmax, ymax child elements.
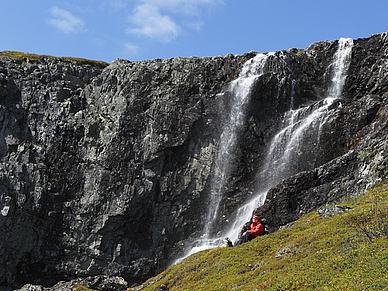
<box><xmin>75</xmin><ymin>287</ymin><xmax>96</xmax><ymax>291</ymax></box>
<box><xmin>129</xmin><ymin>182</ymin><xmax>388</xmax><ymax>290</ymax></box>
<box><xmin>0</xmin><ymin>51</ymin><xmax>109</xmax><ymax>68</ymax></box>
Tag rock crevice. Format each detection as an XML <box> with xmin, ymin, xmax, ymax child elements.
<box><xmin>1</xmin><ymin>32</ymin><xmax>388</xmax><ymax>290</ymax></box>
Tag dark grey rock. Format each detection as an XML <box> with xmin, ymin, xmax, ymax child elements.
<box><xmin>1</xmin><ymin>32</ymin><xmax>388</xmax><ymax>290</ymax></box>
<box><xmin>14</xmin><ymin>275</ymin><xmax>128</xmax><ymax>291</ymax></box>
<box><xmin>317</xmin><ymin>205</ymin><xmax>352</xmax><ymax>217</ymax></box>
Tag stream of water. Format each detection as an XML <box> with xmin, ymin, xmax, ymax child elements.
<box><xmin>205</xmin><ymin>53</ymin><xmax>274</xmax><ymax>237</ymax></box>
<box><xmin>174</xmin><ymin>53</ymin><xmax>275</xmax><ymax>262</ymax></box>
<box><xmin>176</xmin><ymin>38</ymin><xmax>353</xmax><ymax>262</ymax></box>
<box><xmin>223</xmin><ymin>38</ymin><xmax>354</xmax><ymax>243</ymax></box>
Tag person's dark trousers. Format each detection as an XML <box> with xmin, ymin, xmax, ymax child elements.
<box><xmin>241</xmin><ymin>232</ymin><xmax>256</xmax><ymax>243</ymax></box>
<box><xmin>234</xmin><ymin>232</ymin><xmax>256</xmax><ymax>246</ymax></box>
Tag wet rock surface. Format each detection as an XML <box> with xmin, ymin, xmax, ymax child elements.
<box><xmin>14</xmin><ymin>275</ymin><xmax>128</xmax><ymax>291</ymax></box>
<box><xmin>0</xmin><ymin>53</ymin><xmax>252</xmax><ymax>289</ymax></box>
<box><xmin>1</xmin><ymin>32</ymin><xmax>388</xmax><ymax>290</ymax></box>
<box><xmin>257</xmin><ymin>32</ymin><xmax>388</xmax><ymax>229</ymax></box>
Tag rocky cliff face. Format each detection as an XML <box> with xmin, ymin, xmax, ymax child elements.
<box><xmin>258</xmin><ymin>34</ymin><xmax>388</xmax><ymax>228</ymax></box>
<box><xmin>0</xmin><ymin>53</ymin><xmax>252</xmax><ymax>289</ymax></box>
<box><xmin>1</xmin><ymin>32</ymin><xmax>388</xmax><ymax>290</ymax></box>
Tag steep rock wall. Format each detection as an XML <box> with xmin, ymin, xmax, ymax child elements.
<box><xmin>258</xmin><ymin>33</ymin><xmax>388</xmax><ymax>228</ymax></box>
<box><xmin>1</xmin><ymin>32</ymin><xmax>388</xmax><ymax>290</ymax></box>
<box><xmin>0</xmin><ymin>53</ymin><xmax>254</xmax><ymax>288</ymax></box>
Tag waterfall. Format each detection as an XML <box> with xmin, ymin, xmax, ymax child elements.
<box><xmin>327</xmin><ymin>38</ymin><xmax>354</xmax><ymax>100</ymax></box>
<box><xmin>174</xmin><ymin>52</ymin><xmax>274</xmax><ymax>263</ymax></box>
<box><xmin>205</xmin><ymin>53</ymin><xmax>273</xmax><ymax>237</ymax></box>
<box><xmin>175</xmin><ymin>37</ymin><xmax>353</xmax><ymax>263</ymax></box>
<box><xmin>223</xmin><ymin>38</ymin><xmax>354</xmax><ymax>244</ymax></box>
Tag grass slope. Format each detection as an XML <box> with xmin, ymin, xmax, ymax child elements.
<box><xmin>0</xmin><ymin>51</ymin><xmax>109</xmax><ymax>68</ymax></box>
<box><xmin>129</xmin><ymin>182</ymin><xmax>388</xmax><ymax>291</ymax></box>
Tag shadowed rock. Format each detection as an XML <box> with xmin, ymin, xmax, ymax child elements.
<box><xmin>1</xmin><ymin>32</ymin><xmax>388</xmax><ymax>290</ymax></box>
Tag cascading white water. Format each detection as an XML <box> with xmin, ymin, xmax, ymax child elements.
<box><xmin>174</xmin><ymin>53</ymin><xmax>275</xmax><ymax>263</ymax></box>
<box><xmin>176</xmin><ymin>37</ymin><xmax>353</xmax><ymax>263</ymax></box>
<box><xmin>205</xmin><ymin>53</ymin><xmax>274</xmax><ymax>236</ymax></box>
<box><xmin>223</xmin><ymin>38</ymin><xmax>354</xmax><ymax>244</ymax></box>
<box><xmin>327</xmin><ymin>38</ymin><xmax>354</xmax><ymax>100</ymax></box>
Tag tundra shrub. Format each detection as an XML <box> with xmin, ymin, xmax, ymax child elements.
<box><xmin>346</xmin><ymin>185</ymin><xmax>388</xmax><ymax>241</ymax></box>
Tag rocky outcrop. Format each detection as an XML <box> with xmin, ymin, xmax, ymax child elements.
<box><xmin>14</xmin><ymin>275</ymin><xmax>128</xmax><ymax>291</ymax></box>
<box><xmin>0</xmin><ymin>53</ymin><xmax>253</xmax><ymax>289</ymax></box>
<box><xmin>257</xmin><ymin>33</ymin><xmax>388</xmax><ymax>229</ymax></box>
<box><xmin>1</xmin><ymin>31</ymin><xmax>388</xmax><ymax>290</ymax></box>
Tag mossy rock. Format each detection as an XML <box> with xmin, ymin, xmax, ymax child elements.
<box><xmin>0</xmin><ymin>51</ymin><xmax>109</xmax><ymax>69</ymax></box>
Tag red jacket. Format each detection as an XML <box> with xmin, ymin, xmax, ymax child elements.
<box><xmin>246</xmin><ymin>221</ymin><xmax>263</xmax><ymax>236</ymax></box>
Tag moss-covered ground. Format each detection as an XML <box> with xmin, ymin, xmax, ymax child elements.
<box><xmin>0</xmin><ymin>51</ymin><xmax>108</xmax><ymax>68</ymax></box>
<box><xmin>128</xmin><ymin>182</ymin><xmax>388</xmax><ymax>290</ymax></box>
<box><xmin>74</xmin><ymin>287</ymin><xmax>96</xmax><ymax>291</ymax></box>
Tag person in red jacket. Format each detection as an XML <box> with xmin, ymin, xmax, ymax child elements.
<box><xmin>235</xmin><ymin>215</ymin><xmax>263</xmax><ymax>246</ymax></box>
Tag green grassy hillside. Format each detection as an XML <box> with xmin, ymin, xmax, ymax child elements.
<box><xmin>0</xmin><ymin>51</ymin><xmax>108</xmax><ymax>68</ymax></box>
<box><xmin>127</xmin><ymin>182</ymin><xmax>388</xmax><ymax>291</ymax></box>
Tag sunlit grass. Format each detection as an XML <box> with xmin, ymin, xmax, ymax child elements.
<box><xmin>129</xmin><ymin>182</ymin><xmax>388</xmax><ymax>290</ymax></box>
<box><xmin>0</xmin><ymin>51</ymin><xmax>108</xmax><ymax>68</ymax></box>
<box><xmin>74</xmin><ymin>287</ymin><xmax>96</xmax><ymax>291</ymax></box>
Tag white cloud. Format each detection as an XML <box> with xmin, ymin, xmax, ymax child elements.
<box><xmin>106</xmin><ymin>0</ymin><xmax>127</xmax><ymax>11</ymax></box>
<box><xmin>124</xmin><ymin>42</ymin><xmax>140</xmax><ymax>56</ymax></box>
<box><xmin>48</xmin><ymin>6</ymin><xmax>85</xmax><ymax>34</ymax></box>
<box><xmin>188</xmin><ymin>21</ymin><xmax>204</xmax><ymax>32</ymax></box>
<box><xmin>140</xmin><ymin>0</ymin><xmax>221</xmax><ymax>14</ymax></box>
<box><xmin>125</xmin><ymin>0</ymin><xmax>223</xmax><ymax>43</ymax></box>
<box><xmin>127</xmin><ymin>4</ymin><xmax>179</xmax><ymax>42</ymax></box>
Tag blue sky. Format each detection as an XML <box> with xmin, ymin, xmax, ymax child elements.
<box><xmin>1</xmin><ymin>0</ymin><xmax>388</xmax><ymax>63</ymax></box>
